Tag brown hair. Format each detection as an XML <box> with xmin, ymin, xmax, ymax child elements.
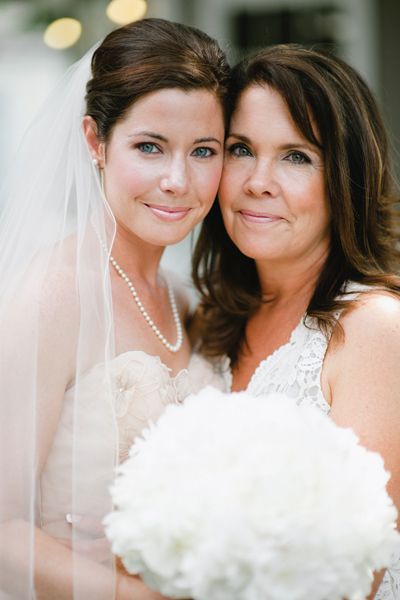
<box><xmin>193</xmin><ymin>44</ymin><xmax>400</xmax><ymax>364</ymax></box>
<box><xmin>85</xmin><ymin>18</ymin><xmax>230</xmax><ymax>140</ymax></box>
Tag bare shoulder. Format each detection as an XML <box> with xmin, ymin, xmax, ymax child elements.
<box><xmin>3</xmin><ymin>259</ymin><xmax>78</xmax><ymax>335</ymax></box>
<box><xmin>326</xmin><ymin>291</ymin><xmax>400</xmax><ymax>515</ymax></box>
<box><xmin>338</xmin><ymin>291</ymin><xmax>400</xmax><ymax>349</ymax></box>
<box><xmin>323</xmin><ymin>291</ymin><xmax>400</xmax><ymax>405</ymax></box>
<box><xmin>324</xmin><ymin>291</ymin><xmax>400</xmax><ymax>404</ymax></box>
<box><xmin>36</xmin><ymin>251</ymin><xmax>80</xmax><ymax>334</ymax></box>
<box><xmin>38</xmin><ymin>261</ymin><xmax>79</xmax><ymax>343</ymax></box>
<box><xmin>3</xmin><ymin>243</ymin><xmax>82</xmax><ymax>380</ymax></box>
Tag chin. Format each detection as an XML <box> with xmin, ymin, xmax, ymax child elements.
<box><xmin>146</xmin><ymin>228</ymin><xmax>194</xmax><ymax>248</ymax></box>
<box><xmin>236</xmin><ymin>243</ymin><xmax>281</xmax><ymax>262</ymax></box>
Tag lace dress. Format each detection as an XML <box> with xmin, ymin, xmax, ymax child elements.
<box><xmin>221</xmin><ymin>299</ymin><xmax>400</xmax><ymax>600</ymax></box>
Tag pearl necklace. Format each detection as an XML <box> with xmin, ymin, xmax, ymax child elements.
<box><xmin>109</xmin><ymin>254</ymin><xmax>183</xmax><ymax>353</ymax></box>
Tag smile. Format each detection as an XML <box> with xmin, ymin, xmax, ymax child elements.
<box><xmin>238</xmin><ymin>210</ymin><xmax>283</xmax><ymax>224</ymax></box>
<box><xmin>144</xmin><ymin>203</ymin><xmax>192</xmax><ymax>222</ymax></box>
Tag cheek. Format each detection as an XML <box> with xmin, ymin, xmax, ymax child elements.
<box><xmin>218</xmin><ymin>179</ymin><xmax>235</xmax><ymax>228</ymax></box>
<box><xmin>218</xmin><ymin>187</ymin><xmax>237</xmax><ymax>230</ymax></box>
<box><xmin>309</xmin><ymin>180</ymin><xmax>330</xmax><ymax>225</ymax></box>
<box><xmin>198</xmin><ymin>162</ymin><xmax>224</xmax><ymax>205</ymax></box>
<box><xmin>219</xmin><ymin>162</ymin><xmax>243</xmax><ymax>203</ymax></box>
<box><xmin>286</xmin><ymin>173</ymin><xmax>327</xmax><ymax>213</ymax></box>
<box><xmin>219</xmin><ymin>200</ymin><xmax>236</xmax><ymax>241</ymax></box>
<box><xmin>108</xmin><ymin>163</ymin><xmax>149</xmax><ymax>196</ymax></box>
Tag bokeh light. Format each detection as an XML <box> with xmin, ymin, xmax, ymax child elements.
<box><xmin>106</xmin><ymin>0</ymin><xmax>147</xmax><ymax>25</ymax></box>
<box><xmin>44</xmin><ymin>18</ymin><xmax>82</xmax><ymax>50</ymax></box>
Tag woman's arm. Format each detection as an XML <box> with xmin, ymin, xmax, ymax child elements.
<box><xmin>0</xmin><ymin>519</ymin><xmax>167</xmax><ymax>600</ymax></box>
<box><xmin>0</xmin><ymin>272</ymin><xmax>170</xmax><ymax>599</ymax></box>
<box><xmin>324</xmin><ymin>293</ymin><xmax>400</xmax><ymax>599</ymax></box>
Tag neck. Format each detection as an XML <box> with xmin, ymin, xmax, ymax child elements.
<box><xmin>111</xmin><ymin>223</ymin><xmax>165</xmax><ymax>287</ymax></box>
<box><xmin>256</xmin><ymin>248</ymin><xmax>328</xmax><ymax>306</ymax></box>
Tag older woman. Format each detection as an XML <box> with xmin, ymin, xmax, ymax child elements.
<box><xmin>193</xmin><ymin>45</ymin><xmax>400</xmax><ymax>599</ymax></box>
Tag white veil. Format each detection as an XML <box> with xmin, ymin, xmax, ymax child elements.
<box><xmin>0</xmin><ymin>45</ymin><xmax>119</xmax><ymax>599</ymax></box>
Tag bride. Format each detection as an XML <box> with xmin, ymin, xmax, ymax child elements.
<box><xmin>0</xmin><ymin>18</ymin><xmax>229</xmax><ymax>599</ymax></box>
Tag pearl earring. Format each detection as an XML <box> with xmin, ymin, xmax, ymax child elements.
<box><xmin>92</xmin><ymin>158</ymin><xmax>99</xmax><ymax>167</ymax></box>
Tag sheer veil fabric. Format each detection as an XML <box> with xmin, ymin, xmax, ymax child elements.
<box><xmin>0</xmin><ymin>46</ymin><xmax>120</xmax><ymax>598</ymax></box>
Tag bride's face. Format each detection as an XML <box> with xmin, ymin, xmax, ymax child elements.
<box><xmin>85</xmin><ymin>88</ymin><xmax>224</xmax><ymax>248</ymax></box>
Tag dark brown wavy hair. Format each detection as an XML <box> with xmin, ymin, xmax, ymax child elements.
<box><xmin>192</xmin><ymin>45</ymin><xmax>400</xmax><ymax>364</ymax></box>
<box><xmin>85</xmin><ymin>18</ymin><xmax>231</xmax><ymax>140</ymax></box>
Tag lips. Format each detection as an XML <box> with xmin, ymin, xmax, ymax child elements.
<box><xmin>145</xmin><ymin>203</ymin><xmax>192</xmax><ymax>222</ymax></box>
<box><xmin>238</xmin><ymin>209</ymin><xmax>283</xmax><ymax>224</ymax></box>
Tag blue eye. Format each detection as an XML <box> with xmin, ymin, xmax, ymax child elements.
<box><xmin>192</xmin><ymin>147</ymin><xmax>214</xmax><ymax>158</ymax></box>
<box><xmin>228</xmin><ymin>143</ymin><xmax>252</xmax><ymax>157</ymax></box>
<box><xmin>285</xmin><ymin>151</ymin><xmax>310</xmax><ymax>164</ymax></box>
<box><xmin>137</xmin><ymin>142</ymin><xmax>159</xmax><ymax>154</ymax></box>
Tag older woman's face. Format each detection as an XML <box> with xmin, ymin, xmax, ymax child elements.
<box><xmin>219</xmin><ymin>84</ymin><xmax>330</xmax><ymax>267</ymax></box>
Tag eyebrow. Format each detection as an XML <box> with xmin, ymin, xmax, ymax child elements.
<box><xmin>226</xmin><ymin>133</ymin><xmax>251</xmax><ymax>143</ymax></box>
<box><xmin>227</xmin><ymin>133</ymin><xmax>321</xmax><ymax>152</ymax></box>
<box><xmin>128</xmin><ymin>131</ymin><xmax>167</xmax><ymax>141</ymax></box>
<box><xmin>129</xmin><ymin>131</ymin><xmax>222</xmax><ymax>145</ymax></box>
<box><xmin>280</xmin><ymin>142</ymin><xmax>321</xmax><ymax>152</ymax></box>
<box><xmin>195</xmin><ymin>137</ymin><xmax>222</xmax><ymax>146</ymax></box>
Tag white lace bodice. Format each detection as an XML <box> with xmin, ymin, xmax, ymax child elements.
<box><xmin>221</xmin><ymin>287</ymin><xmax>399</xmax><ymax>600</ymax></box>
<box><xmin>246</xmin><ymin>314</ymin><xmax>331</xmax><ymax>414</ymax></box>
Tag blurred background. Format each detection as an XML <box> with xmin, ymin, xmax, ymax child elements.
<box><xmin>0</xmin><ymin>0</ymin><xmax>399</xmax><ymax>179</ymax></box>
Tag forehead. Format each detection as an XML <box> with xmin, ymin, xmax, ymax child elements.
<box><xmin>120</xmin><ymin>87</ymin><xmax>224</xmax><ymax>130</ymax></box>
<box><xmin>231</xmin><ymin>84</ymin><xmax>299</xmax><ymax>132</ymax></box>
<box><xmin>232</xmin><ymin>84</ymin><xmax>321</xmax><ymax>146</ymax></box>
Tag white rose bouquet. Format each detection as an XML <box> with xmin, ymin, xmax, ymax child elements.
<box><xmin>104</xmin><ymin>387</ymin><xmax>399</xmax><ymax>600</ymax></box>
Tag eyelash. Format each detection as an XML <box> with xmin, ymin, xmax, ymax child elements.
<box><xmin>192</xmin><ymin>147</ymin><xmax>216</xmax><ymax>158</ymax></box>
<box><xmin>227</xmin><ymin>143</ymin><xmax>252</xmax><ymax>157</ymax></box>
<box><xmin>284</xmin><ymin>151</ymin><xmax>311</xmax><ymax>165</ymax></box>
<box><xmin>136</xmin><ymin>142</ymin><xmax>160</xmax><ymax>154</ymax></box>
<box><xmin>135</xmin><ymin>143</ymin><xmax>217</xmax><ymax>158</ymax></box>
<box><xmin>227</xmin><ymin>143</ymin><xmax>312</xmax><ymax>165</ymax></box>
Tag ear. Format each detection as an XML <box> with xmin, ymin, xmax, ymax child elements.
<box><xmin>82</xmin><ymin>116</ymin><xmax>105</xmax><ymax>168</ymax></box>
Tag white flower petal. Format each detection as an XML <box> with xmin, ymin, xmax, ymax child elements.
<box><xmin>104</xmin><ymin>386</ymin><xmax>400</xmax><ymax>600</ymax></box>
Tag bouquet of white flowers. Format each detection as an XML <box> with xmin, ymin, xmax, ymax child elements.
<box><xmin>104</xmin><ymin>387</ymin><xmax>399</xmax><ymax>600</ymax></box>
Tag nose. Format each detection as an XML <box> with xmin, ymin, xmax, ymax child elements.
<box><xmin>245</xmin><ymin>159</ymin><xmax>279</xmax><ymax>198</ymax></box>
<box><xmin>159</xmin><ymin>155</ymin><xmax>189</xmax><ymax>196</ymax></box>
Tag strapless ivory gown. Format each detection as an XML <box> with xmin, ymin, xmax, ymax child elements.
<box><xmin>39</xmin><ymin>351</ymin><xmax>228</xmax><ymax>543</ymax></box>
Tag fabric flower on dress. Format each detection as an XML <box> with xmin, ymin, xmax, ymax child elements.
<box><xmin>104</xmin><ymin>386</ymin><xmax>400</xmax><ymax>600</ymax></box>
<box><xmin>109</xmin><ymin>351</ymin><xmax>191</xmax><ymax>461</ymax></box>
